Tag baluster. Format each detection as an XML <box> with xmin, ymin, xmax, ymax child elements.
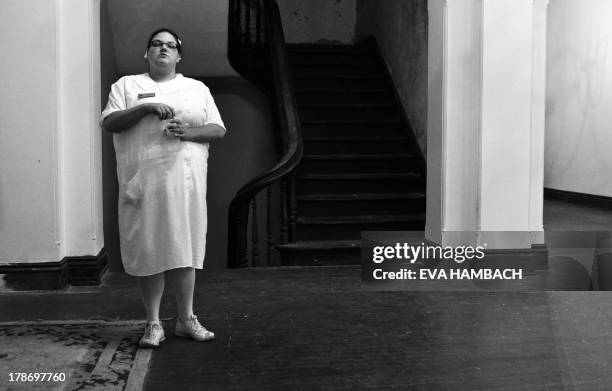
<box><xmin>236</xmin><ymin>0</ymin><xmax>242</xmax><ymax>44</ymax></box>
<box><xmin>238</xmin><ymin>207</ymin><xmax>248</xmax><ymax>267</ymax></box>
<box><xmin>288</xmin><ymin>176</ymin><xmax>298</xmax><ymax>242</ymax></box>
<box><xmin>251</xmin><ymin>196</ymin><xmax>260</xmax><ymax>266</ymax></box>
<box><xmin>267</xmin><ymin>185</ymin><xmax>273</xmax><ymax>265</ymax></box>
<box><xmin>245</xmin><ymin>0</ymin><xmax>252</xmax><ymax>44</ymax></box>
<box><xmin>280</xmin><ymin>180</ymin><xmax>288</xmax><ymax>244</ymax></box>
<box><xmin>256</xmin><ymin>0</ymin><xmax>262</xmax><ymax>45</ymax></box>
<box><xmin>232</xmin><ymin>0</ymin><xmax>237</xmax><ymax>32</ymax></box>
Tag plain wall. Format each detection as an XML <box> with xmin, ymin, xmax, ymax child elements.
<box><xmin>356</xmin><ymin>0</ymin><xmax>428</xmax><ymax>153</ymax></box>
<box><xmin>105</xmin><ymin>0</ymin><xmax>237</xmax><ymax>76</ymax></box>
<box><xmin>204</xmin><ymin>78</ymin><xmax>276</xmax><ymax>270</ymax></box>
<box><xmin>545</xmin><ymin>0</ymin><xmax>612</xmax><ymax>197</ymax></box>
<box><xmin>0</xmin><ymin>0</ymin><xmax>59</xmax><ymax>262</ymax></box>
<box><xmin>277</xmin><ymin>0</ymin><xmax>357</xmax><ymax>44</ymax></box>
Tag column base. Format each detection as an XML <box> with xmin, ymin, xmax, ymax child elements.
<box><xmin>0</xmin><ymin>248</ymin><xmax>108</xmax><ymax>291</ymax></box>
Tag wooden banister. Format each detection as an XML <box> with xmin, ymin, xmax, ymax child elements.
<box><xmin>227</xmin><ymin>0</ymin><xmax>303</xmax><ymax>268</ymax></box>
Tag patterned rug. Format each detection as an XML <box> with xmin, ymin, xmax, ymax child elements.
<box><xmin>0</xmin><ymin>320</ymin><xmax>153</xmax><ymax>391</ymax></box>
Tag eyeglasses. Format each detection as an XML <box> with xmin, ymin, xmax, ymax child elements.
<box><xmin>150</xmin><ymin>40</ymin><xmax>179</xmax><ymax>50</ymax></box>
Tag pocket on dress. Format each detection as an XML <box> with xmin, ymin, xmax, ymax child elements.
<box><xmin>120</xmin><ymin>170</ymin><xmax>144</xmax><ymax>207</ymax></box>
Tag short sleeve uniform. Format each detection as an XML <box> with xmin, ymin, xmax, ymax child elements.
<box><xmin>101</xmin><ymin>73</ymin><xmax>225</xmax><ymax>276</ymax></box>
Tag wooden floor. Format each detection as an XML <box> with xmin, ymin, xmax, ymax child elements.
<box><xmin>3</xmin><ymin>266</ymin><xmax>612</xmax><ymax>390</ymax></box>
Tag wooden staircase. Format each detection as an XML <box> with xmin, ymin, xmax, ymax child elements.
<box><xmin>277</xmin><ymin>42</ymin><xmax>426</xmax><ymax>266</ymax></box>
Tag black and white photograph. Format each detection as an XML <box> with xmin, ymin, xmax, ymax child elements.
<box><xmin>2</xmin><ymin>0</ymin><xmax>612</xmax><ymax>389</ymax></box>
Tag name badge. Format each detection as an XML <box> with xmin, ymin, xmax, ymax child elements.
<box><xmin>138</xmin><ymin>92</ymin><xmax>155</xmax><ymax>99</ymax></box>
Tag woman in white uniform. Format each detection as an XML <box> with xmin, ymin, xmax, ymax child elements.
<box><xmin>101</xmin><ymin>28</ymin><xmax>226</xmax><ymax>348</ymax></box>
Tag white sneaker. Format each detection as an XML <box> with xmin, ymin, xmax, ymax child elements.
<box><xmin>175</xmin><ymin>314</ymin><xmax>215</xmax><ymax>342</ymax></box>
<box><xmin>139</xmin><ymin>322</ymin><xmax>165</xmax><ymax>348</ymax></box>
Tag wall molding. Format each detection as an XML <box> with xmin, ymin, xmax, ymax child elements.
<box><xmin>544</xmin><ymin>188</ymin><xmax>612</xmax><ymax>210</ymax></box>
<box><xmin>66</xmin><ymin>247</ymin><xmax>108</xmax><ymax>286</ymax></box>
<box><xmin>0</xmin><ymin>247</ymin><xmax>108</xmax><ymax>291</ymax></box>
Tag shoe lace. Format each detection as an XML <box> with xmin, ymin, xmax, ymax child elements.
<box><xmin>144</xmin><ymin>322</ymin><xmax>160</xmax><ymax>339</ymax></box>
<box><xmin>187</xmin><ymin>315</ymin><xmax>208</xmax><ymax>333</ymax></box>
<box><xmin>189</xmin><ymin>315</ymin><xmax>202</xmax><ymax>328</ymax></box>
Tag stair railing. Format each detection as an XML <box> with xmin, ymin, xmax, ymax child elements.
<box><xmin>227</xmin><ymin>0</ymin><xmax>303</xmax><ymax>268</ymax></box>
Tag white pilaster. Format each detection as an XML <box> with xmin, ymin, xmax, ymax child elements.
<box><xmin>426</xmin><ymin>0</ymin><xmax>549</xmax><ymax>249</ymax></box>
<box><xmin>529</xmin><ymin>0</ymin><xmax>549</xmax><ymax>245</ymax></box>
<box><xmin>57</xmin><ymin>0</ymin><xmax>104</xmax><ymax>258</ymax></box>
<box><xmin>0</xmin><ymin>0</ymin><xmax>103</xmax><ymax>265</ymax></box>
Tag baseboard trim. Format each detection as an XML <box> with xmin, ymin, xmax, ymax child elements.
<box><xmin>0</xmin><ymin>247</ymin><xmax>108</xmax><ymax>290</ymax></box>
<box><xmin>66</xmin><ymin>248</ymin><xmax>109</xmax><ymax>286</ymax></box>
<box><xmin>544</xmin><ymin>188</ymin><xmax>612</xmax><ymax>210</ymax></box>
<box><xmin>531</xmin><ymin>244</ymin><xmax>549</xmax><ymax>270</ymax></box>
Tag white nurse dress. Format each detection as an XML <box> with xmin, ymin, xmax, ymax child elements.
<box><xmin>101</xmin><ymin>73</ymin><xmax>225</xmax><ymax>276</ymax></box>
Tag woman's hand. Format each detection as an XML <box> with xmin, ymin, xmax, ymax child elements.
<box><xmin>164</xmin><ymin>118</ymin><xmax>189</xmax><ymax>139</ymax></box>
<box><xmin>177</xmin><ymin>123</ymin><xmax>226</xmax><ymax>143</ymax></box>
<box><xmin>147</xmin><ymin>103</ymin><xmax>175</xmax><ymax>119</ymax></box>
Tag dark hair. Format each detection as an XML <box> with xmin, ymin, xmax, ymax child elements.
<box><xmin>147</xmin><ymin>28</ymin><xmax>182</xmax><ymax>53</ymax></box>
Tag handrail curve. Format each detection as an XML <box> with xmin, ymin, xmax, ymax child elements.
<box><xmin>227</xmin><ymin>0</ymin><xmax>303</xmax><ymax>267</ymax></box>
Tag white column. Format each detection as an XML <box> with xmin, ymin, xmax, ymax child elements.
<box><xmin>425</xmin><ymin>0</ymin><xmax>446</xmax><ymax>246</ymax></box>
<box><xmin>0</xmin><ymin>0</ymin><xmax>59</xmax><ymax>263</ymax></box>
<box><xmin>57</xmin><ymin>0</ymin><xmax>104</xmax><ymax>258</ymax></box>
<box><xmin>426</xmin><ymin>0</ymin><xmax>548</xmax><ymax>249</ymax></box>
<box><xmin>0</xmin><ymin>0</ymin><xmax>103</xmax><ymax>265</ymax></box>
<box><xmin>529</xmin><ymin>0</ymin><xmax>549</xmax><ymax>246</ymax></box>
<box><xmin>426</xmin><ymin>0</ymin><xmax>482</xmax><ymax>247</ymax></box>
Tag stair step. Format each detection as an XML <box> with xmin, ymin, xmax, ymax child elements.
<box><xmin>288</xmin><ymin>44</ymin><xmax>369</xmax><ymax>53</ymax></box>
<box><xmin>300</xmin><ymin>151</ymin><xmax>416</xmax><ymax>174</ymax></box>
<box><xmin>291</xmin><ymin>62</ymin><xmax>380</xmax><ymax>77</ymax></box>
<box><xmin>298</xmin><ymin>173</ymin><xmax>420</xmax><ymax>180</ymax></box>
<box><xmin>297</xmin><ymin>193</ymin><xmax>426</xmax><ymax>216</ymax></box>
<box><xmin>294</xmin><ymin>86</ymin><xmax>388</xmax><ymax>94</ymax></box>
<box><xmin>296</xmin><ymin>214</ymin><xmax>426</xmax><ymax>241</ymax></box>
<box><xmin>276</xmin><ymin>240</ymin><xmax>361</xmax><ymax>266</ymax></box>
<box><xmin>294</xmin><ymin>74</ymin><xmax>383</xmax><ymax>80</ymax></box>
<box><xmin>303</xmin><ymin>154</ymin><xmax>413</xmax><ymax>160</ymax></box>
<box><xmin>297</xmin><ymin>193</ymin><xmax>425</xmax><ymax>201</ymax></box>
<box><xmin>294</xmin><ymin>77</ymin><xmax>387</xmax><ymax>92</ymax></box>
<box><xmin>296</xmin><ymin>91</ymin><xmax>391</xmax><ymax>105</ymax></box>
<box><xmin>300</xmin><ymin>119</ymin><xmax>404</xmax><ymax>139</ymax></box>
<box><xmin>277</xmin><ymin>240</ymin><xmax>361</xmax><ymax>251</ymax></box>
<box><xmin>302</xmin><ymin>119</ymin><xmax>402</xmax><ymax>126</ymax></box>
<box><xmin>304</xmin><ymin>136</ymin><xmax>410</xmax><ymax>142</ymax></box>
<box><xmin>290</xmin><ymin>56</ymin><xmax>373</xmax><ymax>64</ymax></box>
<box><xmin>299</xmin><ymin>103</ymin><xmax>394</xmax><ymax>109</ymax></box>
<box><xmin>297</xmin><ymin>172</ymin><xmax>424</xmax><ymax>195</ymax></box>
<box><xmin>299</xmin><ymin>104</ymin><xmax>398</xmax><ymax>121</ymax></box>
<box><xmin>287</xmin><ymin>46</ymin><xmax>372</xmax><ymax>67</ymax></box>
<box><xmin>296</xmin><ymin>90</ymin><xmax>389</xmax><ymax>101</ymax></box>
<box><xmin>301</xmin><ymin>122</ymin><xmax>405</xmax><ymax>138</ymax></box>
<box><xmin>289</xmin><ymin>55</ymin><xmax>375</xmax><ymax>67</ymax></box>
<box><xmin>298</xmin><ymin>214</ymin><xmax>425</xmax><ymax>224</ymax></box>
<box><xmin>303</xmin><ymin>139</ymin><xmax>412</xmax><ymax>155</ymax></box>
